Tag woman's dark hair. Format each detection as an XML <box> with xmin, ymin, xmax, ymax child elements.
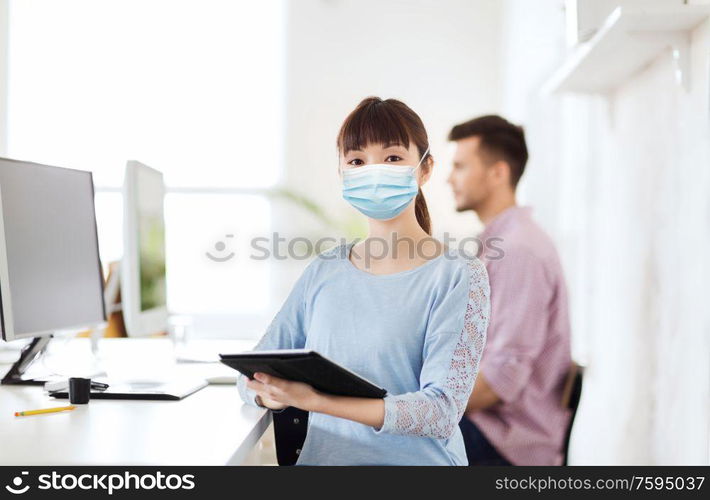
<box><xmin>336</xmin><ymin>96</ymin><xmax>433</xmax><ymax>235</ymax></box>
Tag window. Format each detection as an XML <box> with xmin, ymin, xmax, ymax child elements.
<box><xmin>6</xmin><ymin>0</ymin><xmax>286</xmax><ymax>329</ymax></box>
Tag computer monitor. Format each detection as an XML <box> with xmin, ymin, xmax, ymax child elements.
<box><xmin>0</xmin><ymin>157</ymin><xmax>106</xmax><ymax>383</ymax></box>
<box><xmin>121</xmin><ymin>161</ymin><xmax>168</xmax><ymax>337</ymax></box>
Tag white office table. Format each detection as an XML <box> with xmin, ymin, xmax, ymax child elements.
<box><xmin>0</xmin><ymin>338</ymin><xmax>271</xmax><ymax>465</ymax></box>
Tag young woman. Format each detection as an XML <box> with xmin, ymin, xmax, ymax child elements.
<box><xmin>238</xmin><ymin>97</ymin><xmax>490</xmax><ymax>465</ymax></box>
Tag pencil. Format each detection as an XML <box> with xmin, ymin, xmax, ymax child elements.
<box><xmin>14</xmin><ymin>405</ymin><xmax>76</xmax><ymax>417</ymax></box>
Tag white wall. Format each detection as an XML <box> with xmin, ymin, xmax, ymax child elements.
<box><xmin>500</xmin><ymin>0</ymin><xmax>710</xmax><ymax>464</ymax></box>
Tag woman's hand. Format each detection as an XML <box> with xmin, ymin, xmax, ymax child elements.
<box><xmin>246</xmin><ymin>373</ymin><xmax>324</xmax><ymax>412</ymax></box>
<box><xmin>247</xmin><ymin>372</ymin><xmax>385</xmax><ymax>428</ymax></box>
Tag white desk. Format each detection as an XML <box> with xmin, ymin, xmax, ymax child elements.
<box><xmin>0</xmin><ymin>338</ymin><xmax>270</xmax><ymax>465</ymax></box>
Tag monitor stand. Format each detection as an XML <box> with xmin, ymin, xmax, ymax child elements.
<box><xmin>1</xmin><ymin>336</ymin><xmax>52</xmax><ymax>385</ymax></box>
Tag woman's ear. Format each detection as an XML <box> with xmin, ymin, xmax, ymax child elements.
<box><xmin>418</xmin><ymin>156</ymin><xmax>434</xmax><ymax>186</ymax></box>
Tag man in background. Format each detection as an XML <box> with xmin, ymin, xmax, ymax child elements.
<box><xmin>447</xmin><ymin>115</ymin><xmax>572</xmax><ymax>465</ymax></box>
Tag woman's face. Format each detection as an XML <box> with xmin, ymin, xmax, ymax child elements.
<box><xmin>340</xmin><ymin>142</ymin><xmax>431</xmax><ymax>184</ymax></box>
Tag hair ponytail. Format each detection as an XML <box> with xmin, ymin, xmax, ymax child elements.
<box><xmin>414</xmin><ymin>188</ymin><xmax>431</xmax><ymax>235</ymax></box>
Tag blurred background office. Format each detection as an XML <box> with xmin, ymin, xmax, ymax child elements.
<box><xmin>0</xmin><ymin>0</ymin><xmax>707</xmax><ymax>465</ymax></box>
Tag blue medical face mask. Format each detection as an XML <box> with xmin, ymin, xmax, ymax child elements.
<box><xmin>341</xmin><ymin>146</ymin><xmax>429</xmax><ymax>220</ymax></box>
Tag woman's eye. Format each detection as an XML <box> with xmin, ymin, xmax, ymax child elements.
<box><xmin>347</xmin><ymin>159</ymin><xmax>364</xmax><ymax>166</ymax></box>
<box><xmin>385</xmin><ymin>155</ymin><xmax>403</xmax><ymax>162</ymax></box>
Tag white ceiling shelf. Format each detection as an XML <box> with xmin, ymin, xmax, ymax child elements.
<box><xmin>543</xmin><ymin>4</ymin><xmax>710</xmax><ymax>94</ymax></box>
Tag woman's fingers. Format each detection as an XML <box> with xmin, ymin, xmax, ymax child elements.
<box><xmin>248</xmin><ymin>376</ymin><xmax>278</xmax><ymax>393</ymax></box>
<box><xmin>254</xmin><ymin>372</ymin><xmax>289</xmax><ymax>388</ymax></box>
<box><xmin>246</xmin><ymin>378</ymin><xmax>266</xmax><ymax>391</ymax></box>
<box><xmin>248</xmin><ymin>374</ymin><xmax>318</xmax><ymax>412</ymax></box>
<box><xmin>249</xmin><ymin>373</ymin><xmax>304</xmax><ymax>408</ymax></box>
<box><xmin>247</xmin><ymin>379</ymin><xmax>276</xmax><ymax>399</ymax></box>
<box><xmin>248</xmin><ymin>375</ymin><xmax>288</xmax><ymax>402</ymax></box>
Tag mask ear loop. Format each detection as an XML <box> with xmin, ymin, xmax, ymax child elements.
<box><xmin>412</xmin><ymin>145</ymin><xmax>431</xmax><ymax>181</ymax></box>
<box><xmin>414</xmin><ymin>145</ymin><xmax>430</xmax><ymax>171</ymax></box>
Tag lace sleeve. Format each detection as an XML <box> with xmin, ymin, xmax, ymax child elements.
<box><xmin>376</xmin><ymin>258</ymin><xmax>490</xmax><ymax>439</ymax></box>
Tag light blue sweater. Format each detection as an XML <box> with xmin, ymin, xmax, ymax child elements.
<box><xmin>238</xmin><ymin>243</ymin><xmax>490</xmax><ymax>465</ymax></box>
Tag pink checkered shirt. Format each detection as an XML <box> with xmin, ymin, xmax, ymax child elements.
<box><xmin>467</xmin><ymin>206</ymin><xmax>572</xmax><ymax>465</ymax></box>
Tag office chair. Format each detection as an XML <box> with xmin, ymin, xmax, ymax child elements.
<box><xmin>273</xmin><ymin>407</ymin><xmax>309</xmax><ymax>466</ymax></box>
<box><xmin>560</xmin><ymin>362</ymin><xmax>584</xmax><ymax>465</ymax></box>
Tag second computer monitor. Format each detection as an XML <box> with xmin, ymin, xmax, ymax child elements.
<box><xmin>121</xmin><ymin>160</ymin><xmax>168</xmax><ymax>337</ymax></box>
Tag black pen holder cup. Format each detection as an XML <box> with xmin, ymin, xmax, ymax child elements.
<box><xmin>69</xmin><ymin>377</ymin><xmax>91</xmax><ymax>404</ymax></box>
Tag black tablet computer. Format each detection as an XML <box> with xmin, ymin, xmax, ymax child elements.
<box><xmin>219</xmin><ymin>349</ymin><xmax>387</xmax><ymax>399</ymax></box>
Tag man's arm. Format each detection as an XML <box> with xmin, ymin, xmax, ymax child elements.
<box><xmin>467</xmin><ymin>247</ymin><xmax>553</xmax><ymax>414</ymax></box>
<box><xmin>466</xmin><ymin>372</ymin><xmax>501</xmax><ymax>413</ymax></box>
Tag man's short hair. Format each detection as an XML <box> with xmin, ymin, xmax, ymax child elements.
<box><xmin>448</xmin><ymin>115</ymin><xmax>528</xmax><ymax>187</ymax></box>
